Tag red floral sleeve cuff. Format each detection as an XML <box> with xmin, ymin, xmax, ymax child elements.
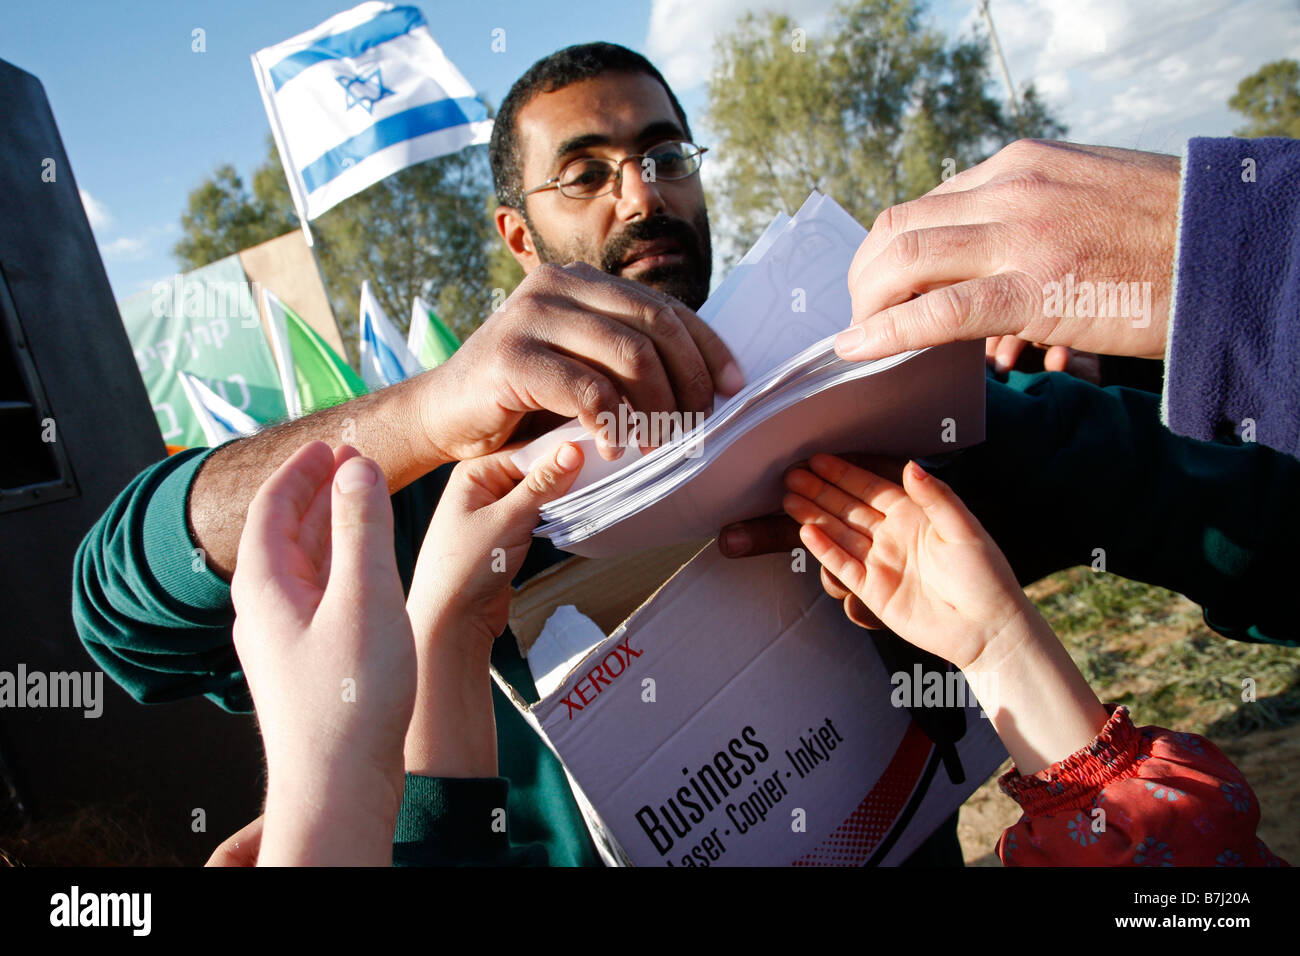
<box><xmin>998</xmin><ymin>704</ymin><xmax>1144</xmax><ymax>816</ymax></box>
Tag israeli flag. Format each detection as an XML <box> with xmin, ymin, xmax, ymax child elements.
<box><xmin>360</xmin><ymin>281</ymin><xmax>422</xmax><ymax>389</ymax></box>
<box><xmin>251</xmin><ymin>2</ymin><xmax>492</xmax><ymax>222</ymax></box>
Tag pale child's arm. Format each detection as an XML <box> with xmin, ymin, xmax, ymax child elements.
<box><xmin>226</xmin><ymin>443</ymin><xmax>419</xmax><ymax>866</ymax></box>
<box><xmin>961</xmin><ymin>604</ymin><xmax>1108</xmax><ymax>775</ymax></box>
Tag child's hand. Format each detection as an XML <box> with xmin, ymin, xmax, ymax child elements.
<box><xmin>786</xmin><ymin>453</ymin><xmax>1111</xmax><ymax>776</ymax></box>
<box><xmin>231</xmin><ymin>441</ymin><xmax>416</xmax><ymax>864</ymax></box>
<box><xmin>401</xmin><ymin>442</ymin><xmax>583</xmax><ymax>779</ymax></box>
<box><xmin>406</xmin><ymin>441</ymin><xmax>583</xmax><ymax>650</ymax></box>
<box><xmin>783</xmin><ymin>454</ymin><xmax>1030</xmax><ymax>671</ymax></box>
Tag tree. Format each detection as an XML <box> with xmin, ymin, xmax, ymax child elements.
<box><xmin>174</xmin><ymin>163</ymin><xmax>298</xmax><ymax>268</ymax></box>
<box><xmin>175</xmin><ymin>137</ymin><xmax>504</xmax><ymax>364</ymax></box>
<box><xmin>1229</xmin><ymin>59</ymin><xmax>1300</xmax><ymax>139</ymax></box>
<box><xmin>706</xmin><ymin>0</ymin><xmax>1065</xmax><ymax>259</ymax></box>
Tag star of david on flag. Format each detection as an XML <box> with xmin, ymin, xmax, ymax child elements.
<box><xmin>251</xmin><ymin>2</ymin><xmax>492</xmax><ymax>226</ymax></box>
<box><xmin>337</xmin><ymin>67</ymin><xmax>393</xmax><ymax>113</ymax></box>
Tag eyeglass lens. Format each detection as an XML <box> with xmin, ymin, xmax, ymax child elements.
<box><xmin>557</xmin><ymin>142</ymin><xmax>701</xmax><ymax>197</ymax></box>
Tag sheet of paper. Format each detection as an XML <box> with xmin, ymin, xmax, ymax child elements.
<box><xmin>701</xmin><ymin>191</ymin><xmax>865</xmax><ymax>383</ymax></box>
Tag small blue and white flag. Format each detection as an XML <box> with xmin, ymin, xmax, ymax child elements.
<box><xmin>251</xmin><ymin>2</ymin><xmax>492</xmax><ymax>223</ymax></box>
<box><xmin>360</xmin><ymin>280</ymin><xmax>422</xmax><ymax>389</ymax></box>
<box><xmin>261</xmin><ymin>287</ymin><xmax>304</xmax><ymax>419</ymax></box>
<box><xmin>177</xmin><ymin>371</ymin><xmax>261</xmax><ymax>447</ymax></box>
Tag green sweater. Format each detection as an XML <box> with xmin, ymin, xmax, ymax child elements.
<box><xmin>71</xmin><ymin>371</ymin><xmax>1300</xmax><ymax>867</ymax></box>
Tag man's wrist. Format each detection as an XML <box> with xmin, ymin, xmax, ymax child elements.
<box><xmin>406</xmin><ymin>368</ymin><xmax>455</xmax><ymax>470</ymax></box>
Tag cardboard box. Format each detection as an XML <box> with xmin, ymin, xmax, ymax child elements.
<box><xmin>502</xmin><ymin>542</ymin><xmax>1008</xmax><ymax>867</ymax></box>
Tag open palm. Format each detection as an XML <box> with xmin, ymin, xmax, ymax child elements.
<box><xmin>783</xmin><ymin>455</ymin><xmax>1028</xmax><ymax>670</ymax></box>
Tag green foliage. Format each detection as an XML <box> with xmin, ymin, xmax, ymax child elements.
<box><xmin>705</xmin><ymin>0</ymin><xmax>1065</xmax><ymax>259</ymax></box>
<box><xmin>175</xmin><ymin>137</ymin><xmax>500</xmax><ymax>365</ymax></box>
<box><xmin>1229</xmin><ymin>58</ymin><xmax>1300</xmax><ymax>139</ymax></box>
<box><xmin>174</xmin><ymin>163</ymin><xmax>298</xmax><ymax>270</ymax></box>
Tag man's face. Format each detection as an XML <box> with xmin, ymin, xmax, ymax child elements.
<box><xmin>504</xmin><ymin>71</ymin><xmax>712</xmax><ymax>310</ymax></box>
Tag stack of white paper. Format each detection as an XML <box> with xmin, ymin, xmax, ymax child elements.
<box><xmin>513</xmin><ymin>192</ymin><xmax>986</xmax><ymax>559</ymax></box>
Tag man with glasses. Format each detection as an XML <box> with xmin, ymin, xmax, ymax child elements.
<box><xmin>491</xmin><ymin>47</ymin><xmax>714</xmax><ymax>316</ymax></box>
<box><xmin>74</xmin><ymin>42</ymin><xmax>1300</xmax><ymax>868</ymax></box>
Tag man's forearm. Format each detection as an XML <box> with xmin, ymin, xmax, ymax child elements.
<box><xmin>190</xmin><ymin>374</ymin><xmax>446</xmax><ymax>580</ymax></box>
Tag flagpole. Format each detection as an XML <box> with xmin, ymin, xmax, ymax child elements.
<box><xmin>250</xmin><ymin>51</ymin><xmax>348</xmax><ymax>366</ymax></box>
<box><xmin>978</xmin><ymin>0</ymin><xmax>1023</xmax><ymax>134</ymax></box>
<box><xmin>251</xmin><ymin>52</ymin><xmax>317</xmax><ymax>247</ymax></box>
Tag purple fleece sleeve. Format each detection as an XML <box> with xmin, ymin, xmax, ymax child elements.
<box><xmin>1164</xmin><ymin>137</ymin><xmax>1300</xmax><ymax>457</ymax></box>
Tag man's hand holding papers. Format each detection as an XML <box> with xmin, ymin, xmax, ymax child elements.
<box><xmin>421</xmin><ymin>261</ymin><xmax>741</xmax><ymax>464</ymax></box>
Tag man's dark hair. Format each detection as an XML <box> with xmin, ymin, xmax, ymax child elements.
<box><xmin>489</xmin><ymin>42</ymin><xmax>693</xmax><ymax>209</ymax></box>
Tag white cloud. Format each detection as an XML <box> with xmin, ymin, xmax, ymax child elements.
<box><xmin>100</xmin><ymin>235</ymin><xmax>146</xmax><ymax>260</ymax></box>
<box><xmin>962</xmin><ymin>0</ymin><xmax>1300</xmax><ymax>149</ymax></box>
<box><xmin>1156</xmin><ymin>55</ymin><xmax>1190</xmax><ymax>83</ymax></box>
<box><xmin>1088</xmin><ymin>86</ymin><xmax>1177</xmax><ymax>137</ymax></box>
<box><xmin>79</xmin><ymin>188</ymin><xmax>155</xmax><ymax>263</ymax></box>
<box><xmin>93</xmin><ymin>221</ymin><xmax>175</xmax><ymax>265</ymax></box>
<box><xmin>1034</xmin><ymin>68</ymin><xmax>1070</xmax><ymax>100</ymax></box>
<box><xmin>1213</xmin><ymin>54</ymin><xmax>1245</xmax><ymax>74</ymax></box>
<box><xmin>79</xmin><ymin>188</ymin><xmax>111</xmax><ymax>232</ymax></box>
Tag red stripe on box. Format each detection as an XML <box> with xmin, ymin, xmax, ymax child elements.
<box><xmin>792</xmin><ymin>720</ymin><xmax>933</xmax><ymax>866</ymax></box>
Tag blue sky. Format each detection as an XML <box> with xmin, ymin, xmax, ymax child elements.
<box><xmin>1</xmin><ymin>0</ymin><xmax>1294</xmax><ymax>300</ymax></box>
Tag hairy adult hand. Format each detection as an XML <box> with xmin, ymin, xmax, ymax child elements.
<box><xmin>422</xmin><ymin>262</ymin><xmax>743</xmax><ymax>463</ymax></box>
<box><xmin>837</xmin><ymin>140</ymin><xmax>1180</xmax><ymax>363</ymax></box>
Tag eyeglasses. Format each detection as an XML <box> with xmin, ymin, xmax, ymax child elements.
<box><xmin>523</xmin><ymin>141</ymin><xmax>708</xmax><ymax>200</ymax></box>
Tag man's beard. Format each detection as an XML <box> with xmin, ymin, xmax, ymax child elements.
<box><xmin>525</xmin><ymin>208</ymin><xmax>713</xmax><ymax>310</ymax></box>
